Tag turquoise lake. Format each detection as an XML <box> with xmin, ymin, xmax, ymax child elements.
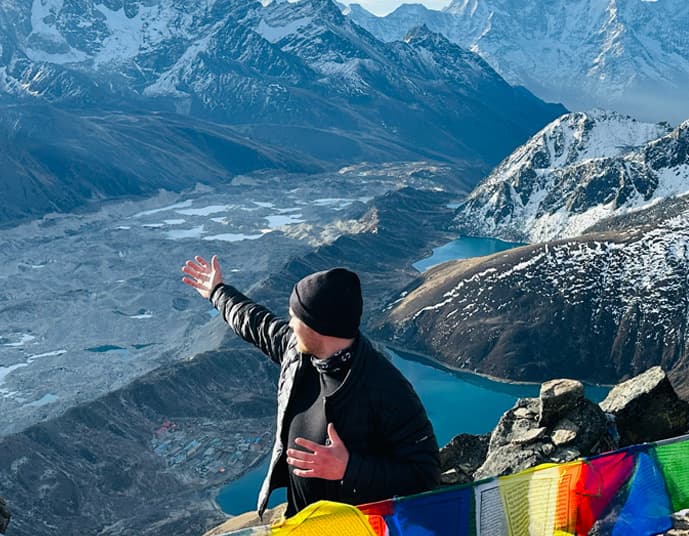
<box><xmin>412</xmin><ymin>236</ymin><xmax>523</xmax><ymax>272</ymax></box>
<box><xmin>215</xmin><ymin>237</ymin><xmax>608</xmax><ymax>514</ymax></box>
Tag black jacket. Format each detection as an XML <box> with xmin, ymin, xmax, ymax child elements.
<box><xmin>211</xmin><ymin>284</ymin><xmax>440</xmax><ymax>517</ymax></box>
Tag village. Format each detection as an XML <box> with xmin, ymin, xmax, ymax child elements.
<box><xmin>150</xmin><ymin>417</ymin><xmax>273</xmax><ymax>485</ymax></box>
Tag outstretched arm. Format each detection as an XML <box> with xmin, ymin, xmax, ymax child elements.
<box><xmin>181</xmin><ymin>255</ymin><xmax>291</xmax><ymax>363</ymax></box>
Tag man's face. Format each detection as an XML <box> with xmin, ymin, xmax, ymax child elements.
<box><xmin>289</xmin><ymin>310</ymin><xmax>321</xmax><ymax>355</ymax></box>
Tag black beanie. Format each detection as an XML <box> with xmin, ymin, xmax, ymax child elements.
<box><xmin>289</xmin><ymin>268</ymin><xmax>363</xmax><ymax>338</ymax></box>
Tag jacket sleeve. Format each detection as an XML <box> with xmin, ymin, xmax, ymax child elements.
<box><xmin>210</xmin><ymin>283</ymin><xmax>291</xmax><ymax>365</ymax></box>
<box><xmin>339</xmin><ymin>381</ymin><xmax>441</xmax><ymax>503</ymax></box>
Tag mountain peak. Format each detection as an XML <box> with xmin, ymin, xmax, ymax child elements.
<box><xmin>402</xmin><ymin>23</ymin><xmax>435</xmax><ymax>43</ymax></box>
<box><xmin>454</xmin><ymin>109</ymin><xmax>683</xmax><ymax>243</ymax></box>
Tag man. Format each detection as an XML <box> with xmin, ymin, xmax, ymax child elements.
<box><xmin>182</xmin><ymin>255</ymin><xmax>440</xmax><ymax>518</ymax></box>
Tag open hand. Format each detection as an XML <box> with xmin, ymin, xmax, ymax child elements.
<box><xmin>181</xmin><ymin>255</ymin><xmax>223</xmax><ymax>299</ymax></box>
<box><xmin>286</xmin><ymin>423</ymin><xmax>349</xmax><ymax>480</ymax></box>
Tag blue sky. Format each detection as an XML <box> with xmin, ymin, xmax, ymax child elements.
<box><xmin>351</xmin><ymin>1</ymin><xmax>451</xmax><ymax>16</ymax></box>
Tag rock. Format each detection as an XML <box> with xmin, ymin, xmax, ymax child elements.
<box><xmin>0</xmin><ymin>497</ymin><xmax>10</xmax><ymax>534</ymax></box>
<box><xmin>440</xmin><ymin>467</ymin><xmax>473</xmax><ymax>486</ymax></box>
<box><xmin>475</xmin><ymin>443</ymin><xmax>551</xmax><ymax>480</ymax></box>
<box><xmin>600</xmin><ymin>366</ymin><xmax>689</xmax><ymax>447</ymax></box>
<box><xmin>658</xmin><ymin>509</ymin><xmax>689</xmax><ymax>536</ymax></box>
<box><xmin>549</xmin><ymin>446</ymin><xmax>581</xmax><ymax>464</ymax></box>
<box><xmin>551</xmin><ymin>428</ymin><xmax>577</xmax><ymax>446</ymax></box>
<box><xmin>471</xmin><ymin>380</ymin><xmax>616</xmax><ymax>480</ymax></box>
<box><xmin>514</xmin><ymin>427</ymin><xmax>548</xmax><ymax>445</ymax></box>
<box><xmin>538</xmin><ymin>379</ymin><xmax>585</xmax><ymax>427</ymax></box>
<box><xmin>439</xmin><ymin>433</ymin><xmax>489</xmax><ymax>486</ymax></box>
<box><xmin>204</xmin><ymin>503</ymin><xmax>287</xmax><ymax>536</ymax></box>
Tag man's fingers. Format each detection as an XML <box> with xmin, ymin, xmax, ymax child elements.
<box><xmin>182</xmin><ymin>277</ymin><xmax>203</xmax><ymax>289</ymax></box>
<box><xmin>293</xmin><ymin>438</ymin><xmax>324</xmax><ymax>452</ymax></box>
<box><xmin>184</xmin><ymin>260</ymin><xmax>207</xmax><ymax>272</ymax></box>
<box><xmin>327</xmin><ymin>423</ymin><xmax>342</xmax><ymax>445</ymax></box>
<box><xmin>182</xmin><ymin>268</ymin><xmax>205</xmax><ymax>282</ymax></box>
<box><xmin>292</xmin><ymin>468</ymin><xmax>315</xmax><ymax>478</ymax></box>
<box><xmin>286</xmin><ymin>455</ymin><xmax>315</xmax><ymax>467</ymax></box>
<box><xmin>286</xmin><ymin>448</ymin><xmax>316</xmax><ymax>460</ymax></box>
<box><xmin>195</xmin><ymin>256</ymin><xmax>209</xmax><ymax>267</ymax></box>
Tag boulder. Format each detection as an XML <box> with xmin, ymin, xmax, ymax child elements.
<box><xmin>439</xmin><ymin>433</ymin><xmax>489</xmax><ymax>485</ymax></box>
<box><xmin>0</xmin><ymin>497</ymin><xmax>10</xmax><ymax>534</ymax></box>
<box><xmin>658</xmin><ymin>509</ymin><xmax>689</xmax><ymax>536</ymax></box>
<box><xmin>473</xmin><ymin>381</ymin><xmax>616</xmax><ymax>480</ymax></box>
<box><xmin>600</xmin><ymin>366</ymin><xmax>689</xmax><ymax>447</ymax></box>
<box><xmin>538</xmin><ymin>379</ymin><xmax>585</xmax><ymax>427</ymax></box>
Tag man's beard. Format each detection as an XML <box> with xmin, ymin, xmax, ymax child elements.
<box><xmin>296</xmin><ymin>338</ymin><xmax>320</xmax><ymax>356</ymax></box>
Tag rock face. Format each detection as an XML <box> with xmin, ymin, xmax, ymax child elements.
<box><xmin>374</xmin><ymin>195</ymin><xmax>689</xmax><ymax>398</ymax></box>
<box><xmin>0</xmin><ymin>497</ymin><xmax>10</xmax><ymax>534</ymax></box>
<box><xmin>439</xmin><ymin>433</ymin><xmax>489</xmax><ymax>485</ymax></box>
<box><xmin>600</xmin><ymin>366</ymin><xmax>689</xmax><ymax>447</ymax></box>
<box><xmin>453</xmin><ymin>112</ymin><xmax>688</xmax><ymax>244</ymax></box>
<box><xmin>473</xmin><ymin>379</ymin><xmax>616</xmax><ymax>480</ymax></box>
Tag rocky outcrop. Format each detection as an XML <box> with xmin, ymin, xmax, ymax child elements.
<box><xmin>441</xmin><ymin>368</ymin><xmax>688</xmax><ymax>483</ymax></box>
<box><xmin>0</xmin><ymin>497</ymin><xmax>10</xmax><ymax>534</ymax></box>
<box><xmin>439</xmin><ymin>433</ymin><xmax>489</xmax><ymax>485</ymax></box>
<box><xmin>600</xmin><ymin>366</ymin><xmax>689</xmax><ymax>447</ymax></box>
<box><xmin>473</xmin><ymin>379</ymin><xmax>616</xmax><ymax>480</ymax></box>
<box><xmin>664</xmin><ymin>510</ymin><xmax>689</xmax><ymax>535</ymax></box>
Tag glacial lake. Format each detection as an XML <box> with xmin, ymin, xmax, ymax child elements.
<box><xmin>412</xmin><ymin>236</ymin><xmax>523</xmax><ymax>272</ymax></box>
<box><xmin>216</xmin><ymin>236</ymin><xmax>610</xmax><ymax>515</ymax></box>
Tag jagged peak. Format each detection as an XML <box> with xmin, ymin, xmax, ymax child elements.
<box><xmin>402</xmin><ymin>24</ymin><xmax>449</xmax><ymax>46</ymax></box>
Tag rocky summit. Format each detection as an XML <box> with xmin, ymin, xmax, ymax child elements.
<box><xmin>440</xmin><ymin>367</ymin><xmax>688</xmax><ymax>483</ymax></box>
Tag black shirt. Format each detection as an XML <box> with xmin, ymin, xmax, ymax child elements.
<box><xmin>283</xmin><ymin>351</ymin><xmax>351</xmax><ymax>515</ymax></box>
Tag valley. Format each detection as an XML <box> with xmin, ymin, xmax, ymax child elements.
<box><xmin>0</xmin><ymin>164</ymin><xmax>461</xmax><ymax>535</ymax></box>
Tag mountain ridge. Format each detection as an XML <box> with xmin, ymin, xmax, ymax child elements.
<box><xmin>453</xmin><ymin>111</ymin><xmax>688</xmax><ymax>243</ymax></box>
<box><xmin>347</xmin><ymin>0</ymin><xmax>689</xmax><ymax>123</ymax></box>
<box><xmin>0</xmin><ymin>0</ymin><xmax>565</xmax><ymax>164</ymax></box>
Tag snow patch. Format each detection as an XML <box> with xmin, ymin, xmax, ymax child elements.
<box><xmin>256</xmin><ymin>16</ymin><xmax>313</xmax><ymax>43</ymax></box>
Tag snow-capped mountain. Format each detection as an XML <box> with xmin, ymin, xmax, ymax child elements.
<box><xmin>375</xmin><ymin>193</ymin><xmax>689</xmax><ymax>396</ymax></box>
<box><xmin>346</xmin><ymin>0</ymin><xmax>689</xmax><ymax>123</ymax></box>
<box><xmin>0</xmin><ymin>0</ymin><xmax>565</xmax><ymax>169</ymax></box>
<box><xmin>453</xmin><ymin>110</ymin><xmax>689</xmax><ymax>243</ymax></box>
